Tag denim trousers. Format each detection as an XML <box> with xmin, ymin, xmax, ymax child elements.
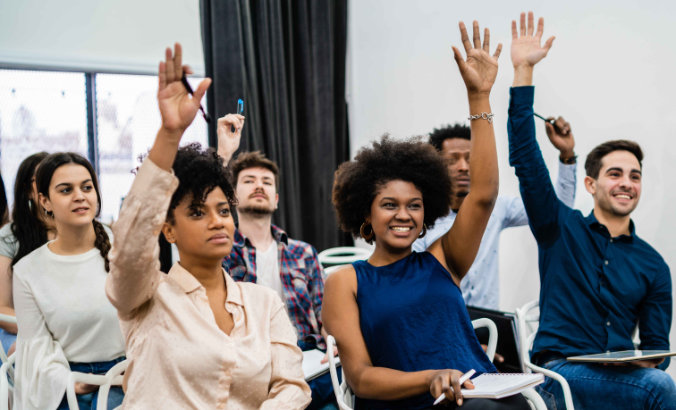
<box><xmin>0</xmin><ymin>329</ymin><xmax>15</xmax><ymax>354</ymax></box>
<box><xmin>57</xmin><ymin>356</ymin><xmax>126</xmax><ymax>410</ymax></box>
<box><xmin>536</xmin><ymin>359</ymin><xmax>676</xmax><ymax>410</ymax></box>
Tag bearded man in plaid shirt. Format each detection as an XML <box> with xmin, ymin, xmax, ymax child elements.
<box><xmin>222</xmin><ymin>149</ymin><xmax>334</xmax><ymax>410</ymax></box>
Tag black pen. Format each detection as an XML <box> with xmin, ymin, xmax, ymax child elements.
<box><xmin>181</xmin><ymin>72</ymin><xmax>211</xmax><ymax>123</ymax></box>
<box><xmin>534</xmin><ymin>112</ymin><xmax>566</xmax><ymax>135</ymax></box>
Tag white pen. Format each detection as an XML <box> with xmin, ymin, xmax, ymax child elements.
<box><xmin>433</xmin><ymin>368</ymin><xmax>476</xmax><ymax>406</ymax></box>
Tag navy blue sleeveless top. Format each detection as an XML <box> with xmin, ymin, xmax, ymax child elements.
<box><xmin>353</xmin><ymin>251</ymin><xmax>496</xmax><ymax>410</ymax></box>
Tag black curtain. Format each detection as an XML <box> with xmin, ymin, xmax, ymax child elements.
<box><xmin>200</xmin><ymin>0</ymin><xmax>351</xmax><ymax>251</ymax></box>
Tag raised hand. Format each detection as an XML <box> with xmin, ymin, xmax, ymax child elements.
<box><xmin>216</xmin><ymin>113</ymin><xmax>245</xmax><ymax>163</ymax></box>
<box><xmin>157</xmin><ymin>43</ymin><xmax>211</xmax><ymax>135</ymax></box>
<box><xmin>452</xmin><ymin>21</ymin><xmax>502</xmax><ymax>95</ymax></box>
<box><xmin>511</xmin><ymin>12</ymin><xmax>555</xmax><ymax>69</ymax></box>
<box><xmin>544</xmin><ymin>116</ymin><xmax>575</xmax><ymax>159</ymax></box>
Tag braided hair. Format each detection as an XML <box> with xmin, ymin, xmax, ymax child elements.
<box><xmin>35</xmin><ymin>152</ymin><xmax>111</xmax><ymax>271</ymax></box>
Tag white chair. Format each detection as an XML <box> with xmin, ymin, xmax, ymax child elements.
<box><xmin>327</xmin><ymin>318</ymin><xmax>546</xmax><ymax>410</ymax></box>
<box><xmin>318</xmin><ymin>247</ymin><xmax>371</xmax><ymax>267</ymax></box>
<box><xmin>0</xmin><ymin>353</ymin><xmax>14</xmax><ymax>410</ymax></box>
<box><xmin>515</xmin><ymin>300</ymin><xmax>575</xmax><ymax>410</ymax></box>
<box><xmin>66</xmin><ymin>359</ymin><xmax>128</xmax><ymax>410</ymax></box>
<box><xmin>0</xmin><ymin>314</ymin><xmax>16</xmax><ymax>410</ymax></box>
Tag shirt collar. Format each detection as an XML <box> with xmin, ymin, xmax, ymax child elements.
<box><xmin>167</xmin><ymin>262</ymin><xmax>244</xmax><ymax>306</ymax></box>
<box><xmin>234</xmin><ymin>224</ymin><xmax>289</xmax><ymax>247</ymax></box>
<box><xmin>584</xmin><ymin>210</ymin><xmax>635</xmax><ymax>241</ymax></box>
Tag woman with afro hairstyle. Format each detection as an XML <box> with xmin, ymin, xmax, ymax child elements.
<box><xmin>105</xmin><ymin>43</ymin><xmax>310</xmax><ymax>409</ymax></box>
<box><xmin>323</xmin><ymin>21</ymin><xmax>530</xmax><ymax>410</ymax></box>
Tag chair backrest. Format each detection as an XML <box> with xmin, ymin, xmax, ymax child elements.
<box><xmin>326</xmin><ymin>319</ymin><xmax>499</xmax><ymax>410</ymax></box>
<box><xmin>318</xmin><ymin>247</ymin><xmax>371</xmax><ymax>267</ymax></box>
<box><xmin>326</xmin><ymin>335</ymin><xmax>353</xmax><ymax>410</ymax></box>
<box><xmin>514</xmin><ymin>299</ymin><xmax>540</xmax><ymax>371</ymax></box>
<box><xmin>0</xmin><ymin>353</ymin><xmax>15</xmax><ymax>410</ymax></box>
<box><xmin>66</xmin><ymin>359</ymin><xmax>128</xmax><ymax>410</ymax></box>
<box><xmin>514</xmin><ymin>300</ymin><xmax>576</xmax><ymax>410</ymax></box>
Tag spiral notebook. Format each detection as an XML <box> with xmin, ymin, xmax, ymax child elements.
<box><xmin>461</xmin><ymin>373</ymin><xmax>544</xmax><ymax>399</ymax></box>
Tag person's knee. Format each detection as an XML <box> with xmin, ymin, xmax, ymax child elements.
<box><xmin>642</xmin><ymin>370</ymin><xmax>676</xmax><ymax>408</ymax></box>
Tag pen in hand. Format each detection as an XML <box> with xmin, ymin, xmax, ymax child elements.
<box><xmin>534</xmin><ymin>112</ymin><xmax>567</xmax><ymax>135</ymax></box>
<box><xmin>433</xmin><ymin>368</ymin><xmax>476</xmax><ymax>406</ymax></box>
<box><xmin>181</xmin><ymin>72</ymin><xmax>211</xmax><ymax>123</ymax></box>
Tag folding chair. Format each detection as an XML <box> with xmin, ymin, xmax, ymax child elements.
<box><xmin>66</xmin><ymin>359</ymin><xmax>128</xmax><ymax>410</ymax></box>
<box><xmin>515</xmin><ymin>300</ymin><xmax>575</xmax><ymax>409</ymax></box>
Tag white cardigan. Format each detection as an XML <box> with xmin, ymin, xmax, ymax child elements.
<box><xmin>13</xmin><ymin>238</ymin><xmax>125</xmax><ymax>410</ymax></box>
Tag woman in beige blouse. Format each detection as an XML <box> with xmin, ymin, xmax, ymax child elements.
<box><xmin>105</xmin><ymin>43</ymin><xmax>311</xmax><ymax>409</ymax></box>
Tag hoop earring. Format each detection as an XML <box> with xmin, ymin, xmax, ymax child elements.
<box><xmin>359</xmin><ymin>222</ymin><xmax>374</xmax><ymax>242</ymax></box>
<box><xmin>28</xmin><ymin>199</ymin><xmax>33</xmax><ymax>211</ymax></box>
<box><xmin>419</xmin><ymin>223</ymin><xmax>428</xmax><ymax>238</ymax></box>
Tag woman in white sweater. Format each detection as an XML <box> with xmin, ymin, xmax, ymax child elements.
<box><xmin>12</xmin><ymin>152</ymin><xmax>125</xmax><ymax>410</ymax></box>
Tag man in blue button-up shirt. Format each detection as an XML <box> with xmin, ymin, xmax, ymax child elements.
<box><xmin>508</xmin><ymin>12</ymin><xmax>675</xmax><ymax>410</ymax></box>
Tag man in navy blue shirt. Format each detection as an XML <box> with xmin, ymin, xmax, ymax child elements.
<box><xmin>508</xmin><ymin>12</ymin><xmax>675</xmax><ymax>409</ymax></box>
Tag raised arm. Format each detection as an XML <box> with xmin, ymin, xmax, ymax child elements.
<box><xmin>429</xmin><ymin>21</ymin><xmax>501</xmax><ymax>279</ymax></box>
<box><xmin>216</xmin><ymin>113</ymin><xmax>245</xmax><ymax>164</ymax></box>
<box><xmin>149</xmin><ymin>43</ymin><xmax>211</xmax><ymax>171</ymax></box>
<box><xmin>503</xmin><ymin>114</ymin><xmax>577</xmax><ymax>227</ymax></box>
<box><xmin>507</xmin><ymin>12</ymin><xmax>566</xmax><ymax>245</ymax></box>
<box><xmin>107</xmin><ymin>44</ymin><xmax>211</xmax><ymax>317</ymax></box>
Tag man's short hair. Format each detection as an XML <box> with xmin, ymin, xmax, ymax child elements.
<box><xmin>230</xmin><ymin>151</ymin><xmax>280</xmax><ymax>188</ymax></box>
<box><xmin>584</xmin><ymin>139</ymin><xmax>643</xmax><ymax>179</ymax></box>
<box><xmin>428</xmin><ymin>123</ymin><xmax>471</xmax><ymax>152</ymax></box>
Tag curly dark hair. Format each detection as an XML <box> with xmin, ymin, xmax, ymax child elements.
<box><xmin>332</xmin><ymin>136</ymin><xmax>452</xmax><ymax>240</ymax></box>
<box><xmin>167</xmin><ymin>143</ymin><xmax>237</xmax><ymax>222</ymax></box>
<box><xmin>428</xmin><ymin>123</ymin><xmax>471</xmax><ymax>152</ymax></box>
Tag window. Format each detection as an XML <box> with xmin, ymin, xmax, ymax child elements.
<box><xmin>0</xmin><ymin>70</ymin><xmax>88</xmax><ymax>205</ymax></box>
<box><xmin>0</xmin><ymin>69</ymin><xmax>208</xmax><ymax>223</ymax></box>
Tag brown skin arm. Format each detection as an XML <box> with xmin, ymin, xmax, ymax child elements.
<box><xmin>322</xmin><ymin>266</ymin><xmax>456</xmax><ymax>401</ymax></box>
<box><xmin>429</xmin><ymin>21</ymin><xmax>500</xmax><ymax>281</ymax></box>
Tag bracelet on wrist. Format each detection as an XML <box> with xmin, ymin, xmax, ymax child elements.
<box><xmin>467</xmin><ymin>112</ymin><xmax>494</xmax><ymax>124</ymax></box>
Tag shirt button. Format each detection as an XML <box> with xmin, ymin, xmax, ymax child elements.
<box><xmin>604</xmin><ymin>260</ymin><xmax>609</xmax><ymax>265</ymax></box>
<box><xmin>606</xmin><ymin>321</ymin><xmax>611</xmax><ymax>326</ymax></box>
<box><xmin>609</xmin><ymin>239</ymin><xmax>614</xmax><ymax>243</ymax></box>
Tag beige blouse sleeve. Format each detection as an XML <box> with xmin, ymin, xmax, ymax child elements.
<box><xmin>260</xmin><ymin>301</ymin><xmax>312</xmax><ymax>410</ymax></box>
<box><xmin>106</xmin><ymin>159</ymin><xmax>178</xmax><ymax>319</ymax></box>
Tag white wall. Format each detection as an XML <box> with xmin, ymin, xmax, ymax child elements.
<box><xmin>347</xmin><ymin>0</ymin><xmax>676</xmax><ymax>376</ymax></box>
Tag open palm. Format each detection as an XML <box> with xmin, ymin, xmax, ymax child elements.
<box><xmin>157</xmin><ymin>44</ymin><xmax>211</xmax><ymax>133</ymax></box>
<box><xmin>511</xmin><ymin>12</ymin><xmax>555</xmax><ymax>68</ymax></box>
<box><xmin>452</xmin><ymin>21</ymin><xmax>501</xmax><ymax>95</ymax></box>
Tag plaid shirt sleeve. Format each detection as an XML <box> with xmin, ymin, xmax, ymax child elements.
<box><xmin>279</xmin><ymin>236</ymin><xmax>326</xmax><ymax>350</ymax></box>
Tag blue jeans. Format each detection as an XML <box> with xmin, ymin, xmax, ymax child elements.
<box><xmin>536</xmin><ymin>359</ymin><xmax>676</xmax><ymax>410</ymax></box>
<box><xmin>0</xmin><ymin>329</ymin><xmax>16</xmax><ymax>354</ymax></box>
<box><xmin>57</xmin><ymin>357</ymin><xmax>126</xmax><ymax>410</ymax></box>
